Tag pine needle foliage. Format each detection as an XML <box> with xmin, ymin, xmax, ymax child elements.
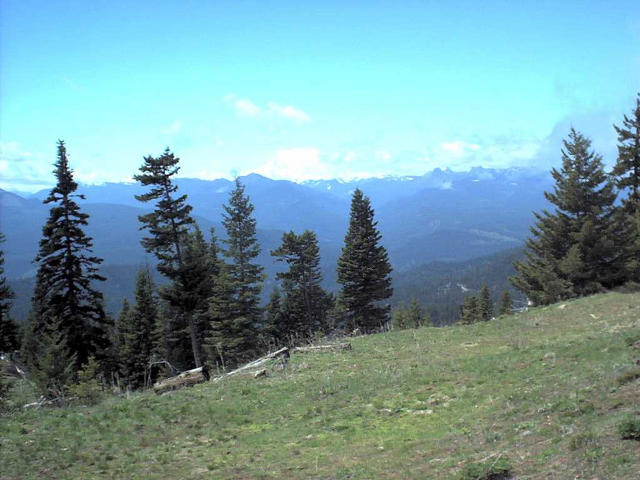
<box><xmin>120</xmin><ymin>267</ymin><xmax>158</xmax><ymax>389</ymax></box>
<box><xmin>271</xmin><ymin>230</ymin><xmax>331</xmax><ymax>342</ymax></box>
<box><xmin>337</xmin><ymin>189</ymin><xmax>393</xmax><ymax>333</ymax></box>
<box><xmin>613</xmin><ymin>94</ymin><xmax>640</xmax><ymax>212</ymax></box>
<box><xmin>478</xmin><ymin>284</ymin><xmax>493</xmax><ymax>321</ymax></box>
<box><xmin>30</xmin><ymin>141</ymin><xmax>108</xmax><ymax>369</ymax></box>
<box><xmin>459</xmin><ymin>296</ymin><xmax>482</xmax><ymax>325</ymax></box>
<box><xmin>613</xmin><ymin>95</ymin><xmax>640</xmax><ymax>282</ymax></box>
<box><xmin>206</xmin><ymin>179</ymin><xmax>262</xmax><ymax>368</ymax></box>
<box><xmin>498</xmin><ymin>290</ymin><xmax>513</xmax><ymax>316</ymax></box>
<box><xmin>134</xmin><ymin>148</ymin><xmax>208</xmax><ymax>367</ymax></box>
<box><xmin>30</xmin><ymin>317</ymin><xmax>77</xmax><ymax>399</ymax></box>
<box><xmin>0</xmin><ymin>233</ymin><xmax>19</xmax><ymax>353</ymax></box>
<box><xmin>512</xmin><ymin>129</ymin><xmax>623</xmax><ymax>304</ymax></box>
<box><xmin>134</xmin><ymin>148</ymin><xmax>194</xmax><ymax>278</ymax></box>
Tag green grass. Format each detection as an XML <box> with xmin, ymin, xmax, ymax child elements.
<box><xmin>1</xmin><ymin>292</ymin><xmax>639</xmax><ymax>479</ymax></box>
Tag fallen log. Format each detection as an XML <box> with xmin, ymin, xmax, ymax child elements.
<box><xmin>153</xmin><ymin>366</ymin><xmax>209</xmax><ymax>395</ymax></box>
<box><xmin>212</xmin><ymin>347</ymin><xmax>289</xmax><ymax>382</ymax></box>
<box><xmin>23</xmin><ymin>396</ymin><xmax>77</xmax><ymax>409</ymax></box>
<box><xmin>292</xmin><ymin>343</ymin><xmax>352</xmax><ymax>354</ymax></box>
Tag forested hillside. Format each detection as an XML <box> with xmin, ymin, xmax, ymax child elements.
<box><xmin>2</xmin><ymin>167</ymin><xmax>552</xmax><ymax>321</ymax></box>
<box><xmin>392</xmin><ymin>248</ymin><xmax>526</xmax><ymax>325</ymax></box>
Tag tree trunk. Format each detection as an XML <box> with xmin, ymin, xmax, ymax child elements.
<box><xmin>186</xmin><ymin>312</ymin><xmax>202</xmax><ymax>367</ymax></box>
<box><xmin>292</xmin><ymin>343</ymin><xmax>352</xmax><ymax>353</ymax></box>
<box><xmin>153</xmin><ymin>366</ymin><xmax>209</xmax><ymax>395</ymax></box>
<box><xmin>212</xmin><ymin>347</ymin><xmax>289</xmax><ymax>382</ymax></box>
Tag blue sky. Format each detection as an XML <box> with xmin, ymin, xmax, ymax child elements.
<box><xmin>1</xmin><ymin>0</ymin><xmax>639</xmax><ymax>191</ymax></box>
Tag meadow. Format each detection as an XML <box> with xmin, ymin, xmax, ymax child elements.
<box><xmin>1</xmin><ymin>291</ymin><xmax>639</xmax><ymax>479</ymax></box>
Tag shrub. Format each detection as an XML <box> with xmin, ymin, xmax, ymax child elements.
<box><xmin>68</xmin><ymin>356</ymin><xmax>104</xmax><ymax>406</ymax></box>
<box><xmin>615</xmin><ymin>281</ymin><xmax>640</xmax><ymax>294</ymax></box>
<box><xmin>617</xmin><ymin>416</ymin><xmax>640</xmax><ymax>440</ymax></box>
<box><xmin>459</xmin><ymin>455</ymin><xmax>512</xmax><ymax>480</ymax></box>
<box><xmin>29</xmin><ymin>320</ymin><xmax>77</xmax><ymax>399</ymax></box>
<box><xmin>623</xmin><ymin>330</ymin><xmax>640</xmax><ymax>347</ymax></box>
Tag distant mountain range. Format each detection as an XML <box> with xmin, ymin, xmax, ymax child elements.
<box><xmin>2</xmin><ymin>167</ymin><xmax>552</xmax><ymax>319</ymax></box>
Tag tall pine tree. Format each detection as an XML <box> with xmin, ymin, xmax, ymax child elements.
<box><xmin>263</xmin><ymin>287</ymin><xmax>283</xmax><ymax>346</ymax></box>
<box><xmin>498</xmin><ymin>290</ymin><xmax>513</xmax><ymax>316</ymax></box>
<box><xmin>206</xmin><ymin>179</ymin><xmax>262</xmax><ymax>367</ymax></box>
<box><xmin>478</xmin><ymin>284</ymin><xmax>493</xmax><ymax>321</ymax></box>
<box><xmin>459</xmin><ymin>296</ymin><xmax>481</xmax><ymax>325</ymax></box>
<box><xmin>162</xmin><ymin>226</ymin><xmax>219</xmax><ymax>367</ymax></box>
<box><xmin>30</xmin><ymin>140</ymin><xmax>109</xmax><ymax>369</ymax></box>
<box><xmin>614</xmin><ymin>94</ymin><xmax>640</xmax><ymax>212</ymax></box>
<box><xmin>271</xmin><ymin>230</ymin><xmax>331</xmax><ymax>342</ymax></box>
<box><xmin>0</xmin><ymin>233</ymin><xmax>19</xmax><ymax>353</ymax></box>
<box><xmin>337</xmin><ymin>189</ymin><xmax>393</xmax><ymax>333</ymax></box>
<box><xmin>613</xmin><ymin>94</ymin><xmax>640</xmax><ymax>282</ymax></box>
<box><xmin>134</xmin><ymin>148</ymin><xmax>206</xmax><ymax>366</ymax></box>
<box><xmin>512</xmin><ymin>129</ymin><xmax>623</xmax><ymax>303</ymax></box>
<box><xmin>121</xmin><ymin>267</ymin><xmax>158</xmax><ymax>389</ymax></box>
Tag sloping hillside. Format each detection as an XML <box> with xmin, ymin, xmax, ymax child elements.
<box><xmin>2</xmin><ymin>292</ymin><xmax>639</xmax><ymax>479</ymax></box>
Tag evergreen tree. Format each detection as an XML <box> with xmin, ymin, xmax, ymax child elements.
<box><xmin>0</xmin><ymin>233</ymin><xmax>19</xmax><ymax>353</ymax></box>
<box><xmin>512</xmin><ymin>129</ymin><xmax>623</xmax><ymax>303</ymax></box>
<box><xmin>206</xmin><ymin>179</ymin><xmax>262</xmax><ymax>367</ymax></box>
<box><xmin>161</xmin><ymin>226</ymin><xmax>218</xmax><ymax>366</ymax></box>
<box><xmin>325</xmin><ymin>293</ymin><xmax>348</xmax><ymax>333</ymax></box>
<box><xmin>30</xmin><ymin>317</ymin><xmax>77</xmax><ymax>398</ymax></box>
<box><xmin>498</xmin><ymin>290</ymin><xmax>513</xmax><ymax>316</ymax></box>
<box><xmin>337</xmin><ymin>189</ymin><xmax>393</xmax><ymax>333</ymax></box>
<box><xmin>30</xmin><ymin>141</ymin><xmax>109</xmax><ymax>369</ymax></box>
<box><xmin>613</xmin><ymin>95</ymin><xmax>640</xmax><ymax>282</ymax></box>
<box><xmin>406</xmin><ymin>298</ymin><xmax>428</xmax><ymax>328</ymax></box>
<box><xmin>113</xmin><ymin>299</ymin><xmax>131</xmax><ymax>377</ymax></box>
<box><xmin>121</xmin><ymin>267</ymin><xmax>158</xmax><ymax>389</ymax></box>
<box><xmin>19</xmin><ymin>312</ymin><xmax>38</xmax><ymax>370</ymax></box>
<box><xmin>478</xmin><ymin>285</ymin><xmax>493</xmax><ymax>321</ymax></box>
<box><xmin>613</xmin><ymin>94</ymin><xmax>640</xmax><ymax>212</ymax></box>
<box><xmin>459</xmin><ymin>296</ymin><xmax>481</xmax><ymax>325</ymax></box>
<box><xmin>263</xmin><ymin>287</ymin><xmax>283</xmax><ymax>346</ymax></box>
<box><xmin>394</xmin><ymin>299</ymin><xmax>427</xmax><ymax>330</ymax></box>
<box><xmin>391</xmin><ymin>303</ymin><xmax>409</xmax><ymax>330</ymax></box>
<box><xmin>151</xmin><ymin>300</ymin><xmax>171</xmax><ymax>363</ymax></box>
<box><xmin>134</xmin><ymin>148</ymin><xmax>206</xmax><ymax>366</ymax></box>
<box><xmin>271</xmin><ymin>230</ymin><xmax>331</xmax><ymax>341</ymax></box>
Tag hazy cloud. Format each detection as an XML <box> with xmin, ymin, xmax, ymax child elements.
<box><xmin>224</xmin><ymin>94</ymin><xmax>262</xmax><ymax>117</ymax></box>
<box><xmin>267</xmin><ymin>102</ymin><xmax>310</xmax><ymax>122</ymax></box>
<box><xmin>161</xmin><ymin>120</ymin><xmax>182</xmax><ymax>135</ymax></box>
<box><xmin>0</xmin><ymin>141</ymin><xmax>52</xmax><ymax>191</ymax></box>
<box><xmin>254</xmin><ymin>148</ymin><xmax>329</xmax><ymax>181</ymax></box>
<box><xmin>223</xmin><ymin>95</ymin><xmax>310</xmax><ymax>122</ymax></box>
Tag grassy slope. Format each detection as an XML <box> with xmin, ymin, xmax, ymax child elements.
<box><xmin>1</xmin><ymin>292</ymin><xmax>639</xmax><ymax>479</ymax></box>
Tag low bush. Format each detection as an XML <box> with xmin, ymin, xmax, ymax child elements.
<box><xmin>68</xmin><ymin>357</ymin><xmax>104</xmax><ymax>406</ymax></box>
<box><xmin>617</xmin><ymin>416</ymin><xmax>640</xmax><ymax>441</ymax></box>
<box><xmin>459</xmin><ymin>455</ymin><xmax>512</xmax><ymax>480</ymax></box>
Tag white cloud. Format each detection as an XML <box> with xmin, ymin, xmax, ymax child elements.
<box><xmin>440</xmin><ymin>141</ymin><xmax>481</xmax><ymax>156</ymax></box>
<box><xmin>254</xmin><ymin>148</ymin><xmax>331</xmax><ymax>181</ymax></box>
<box><xmin>267</xmin><ymin>102</ymin><xmax>310</xmax><ymax>122</ymax></box>
<box><xmin>223</xmin><ymin>94</ymin><xmax>262</xmax><ymax>117</ymax></box>
<box><xmin>223</xmin><ymin>95</ymin><xmax>310</xmax><ymax>122</ymax></box>
<box><xmin>234</xmin><ymin>98</ymin><xmax>261</xmax><ymax>117</ymax></box>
